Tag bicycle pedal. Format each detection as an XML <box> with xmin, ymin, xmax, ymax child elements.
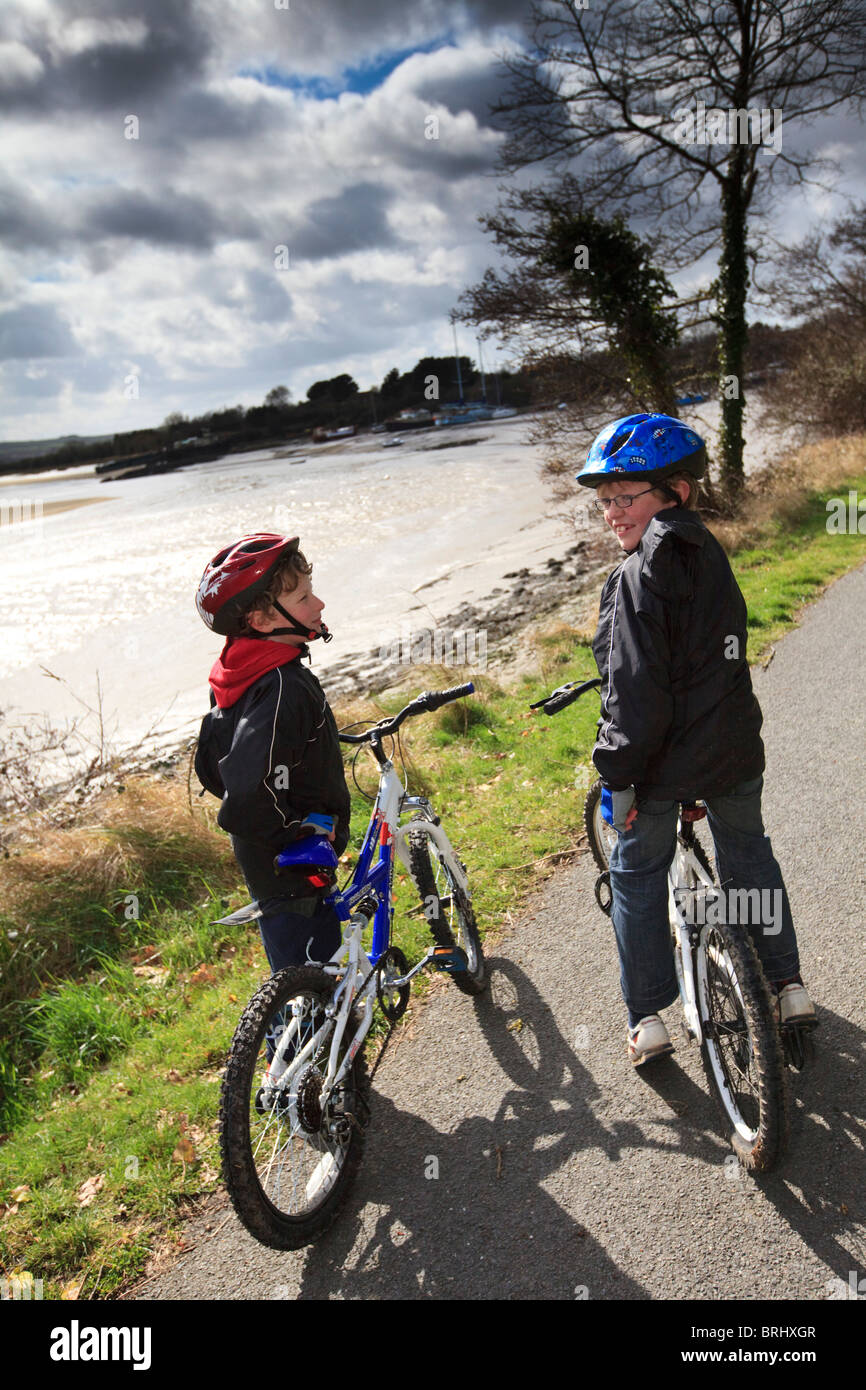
<box><xmin>594</xmin><ymin>871</ymin><xmax>612</xmax><ymax>917</ymax></box>
<box><xmin>431</xmin><ymin>946</ymin><xmax>467</xmax><ymax>972</ymax></box>
<box><xmin>782</xmin><ymin>1016</ymin><xmax>819</xmax><ymax>1034</ymax></box>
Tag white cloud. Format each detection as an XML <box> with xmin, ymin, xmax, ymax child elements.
<box><xmin>0</xmin><ymin>1</ymin><xmax>862</xmax><ymax>443</ymax></box>
<box><xmin>0</xmin><ymin>40</ymin><xmax>43</xmax><ymax>85</ymax></box>
<box><xmin>50</xmin><ymin>17</ymin><xmax>149</xmax><ymax>58</ymax></box>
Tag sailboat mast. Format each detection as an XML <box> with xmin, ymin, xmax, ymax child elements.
<box><xmin>452</xmin><ymin>321</ymin><xmax>464</xmax><ymax>405</ymax></box>
<box><xmin>477</xmin><ymin>336</ymin><xmax>487</xmax><ymax>405</ymax></box>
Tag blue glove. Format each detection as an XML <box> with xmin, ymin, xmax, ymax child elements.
<box><xmin>298</xmin><ymin>813</ymin><xmax>335</xmax><ymax>836</ymax></box>
<box><xmin>601</xmin><ymin>786</ymin><xmax>636</xmax><ymax>832</ymax></box>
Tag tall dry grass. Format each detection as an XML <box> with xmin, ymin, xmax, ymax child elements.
<box><xmin>707</xmin><ymin>434</ymin><xmax>866</xmax><ymax>553</ymax></box>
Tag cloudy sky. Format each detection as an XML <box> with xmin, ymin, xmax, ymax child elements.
<box><xmin>1</xmin><ymin>0</ymin><xmax>862</xmax><ymax>444</ymax></box>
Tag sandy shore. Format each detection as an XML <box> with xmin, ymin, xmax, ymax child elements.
<box><xmin>41</xmin><ymin>497</ymin><xmax>108</xmax><ymax>517</ymax></box>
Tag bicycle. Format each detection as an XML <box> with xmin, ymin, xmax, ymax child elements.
<box><xmin>216</xmin><ymin>683</ymin><xmax>486</xmax><ymax>1249</ymax></box>
<box><xmin>531</xmin><ymin>676</ymin><xmax>811</xmax><ymax>1173</ymax></box>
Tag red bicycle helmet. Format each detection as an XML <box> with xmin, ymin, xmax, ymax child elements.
<box><xmin>196</xmin><ymin>533</ymin><xmax>302</xmax><ymax>637</ymax></box>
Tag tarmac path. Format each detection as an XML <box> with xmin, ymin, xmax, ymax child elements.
<box><xmin>135</xmin><ymin>560</ymin><xmax>866</xmax><ymax>1302</ymax></box>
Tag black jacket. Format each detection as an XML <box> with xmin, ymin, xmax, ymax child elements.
<box><xmin>195</xmin><ymin>659</ymin><xmax>352</xmax><ymax>861</ymax></box>
<box><xmin>591</xmin><ymin>508</ymin><xmax>765</xmax><ymax>800</ymax></box>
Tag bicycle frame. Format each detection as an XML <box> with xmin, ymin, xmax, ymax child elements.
<box><xmin>668</xmin><ymin>833</ymin><xmax>717</xmax><ymax>1046</ymax></box>
<box><xmin>256</xmin><ymin>750</ymin><xmax>469</xmax><ymax>1115</ymax></box>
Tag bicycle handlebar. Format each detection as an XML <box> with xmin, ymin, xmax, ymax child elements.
<box><xmin>338</xmin><ymin>682</ymin><xmax>475</xmax><ymax>744</ymax></box>
<box><xmin>529</xmin><ymin>677</ymin><xmax>601</xmax><ymax>716</ymax></box>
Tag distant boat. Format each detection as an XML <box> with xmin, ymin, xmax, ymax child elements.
<box><xmin>384</xmin><ymin>409</ymin><xmax>433</xmax><ymax>432</ymax></box>
<box><xmin>434</xmin><ymin>403</ymin><xmax>494</xmax><ymax>426</ymax></box>
<box><xmin>311</xmin><ymin>424</ymin><xmax>356</xmax><ymax>442</ymax></box>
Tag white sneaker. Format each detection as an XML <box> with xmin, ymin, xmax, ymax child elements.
<box><xmin>774</xmin><ymin>981</ymin><xmax>817</xmax><ymax>1027</ymax></box>
<box><xmin>627</xmin><ymin>1014</ymin><xmax>675</xmax><ymax>1066</ymax></box>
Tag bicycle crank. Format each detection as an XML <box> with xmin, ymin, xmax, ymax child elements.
<box><xmin>376</xmin><ymin>945</ymin><xmax>411</xmax><ymax>1021</ymax></box>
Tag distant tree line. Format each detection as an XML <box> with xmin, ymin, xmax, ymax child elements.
<box><xmin>2</xmin><ymin>358</ymin><xmax>534</xmax><ymax>476</ymax></box>
<box><xmin>5</xmin><ymin>292</ymin><xmax>858</xmax><ymax>480</ymax></box>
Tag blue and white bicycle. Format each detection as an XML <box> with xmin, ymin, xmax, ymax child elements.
<box><xmin>217</xmin><ymin>683</ymin><xmax>486</xmax><ymax>1249</ymax></box>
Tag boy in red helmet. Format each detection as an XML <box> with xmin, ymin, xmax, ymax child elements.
<box><xmin>577</xmin><ymin>414</ymin><xmax>815</xmax><ymax>1066</ymax></box>
<box><xmin>194</xmin><ymin>534</ymin><xmax>351</xmax><ymax>973</ymax></box>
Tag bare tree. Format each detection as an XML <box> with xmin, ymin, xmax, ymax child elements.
<box><xmin>488</xmin><ymin>0</ymin><xmax>866</xmax><ymax>499</ymax></box>
<box><xmin>759</xmin><ymin>202</ymin><xmax>866</xmax><ymax>433</ymax></box>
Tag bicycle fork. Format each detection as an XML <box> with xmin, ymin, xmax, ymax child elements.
<box><xmin>670</xmin><ymin>894</ymin><xmax>704</xmax><ymax>1045</ymax></box>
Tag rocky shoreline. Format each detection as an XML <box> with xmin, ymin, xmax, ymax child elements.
<box><xmin>320</xmin><ymin>529</ymin><xmax>617</xmax><ymax>701</ymax></box>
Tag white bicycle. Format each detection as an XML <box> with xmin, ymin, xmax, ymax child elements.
<box><xmin>534</xmin><ymin>677</ymin><xmax>792</xmax><ymax>1172</ymax></box>
<box><xmin>217</xmin><ymin>684</ymin><xmax>486</xmax><ymax>1249</ymax></box>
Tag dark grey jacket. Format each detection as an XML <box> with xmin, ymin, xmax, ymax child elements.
<box><xmin>591</xmin><ymin>508</ymin><xmax>765</xmax><ymax>799</ymax></box>
<box><xmin>195</xmin><ymin>661</ymin><xmax>352</xmax><ymax>860</ymax></box>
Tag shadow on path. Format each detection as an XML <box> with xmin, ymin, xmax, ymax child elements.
<box><xmin>295</xmin><ymin>958</ymin><xmax>733</xmax><ymax>1299</ymax></box>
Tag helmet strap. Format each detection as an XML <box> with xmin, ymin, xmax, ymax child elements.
<box><xmin>655</xmin><ymin>481</ymin><xmax>683</xmax><ymax>505</ymax></box>
<box><xmin>269</xmin><ymin>599</ymin><xmax>333</xmax><ymax>643</ymax></box>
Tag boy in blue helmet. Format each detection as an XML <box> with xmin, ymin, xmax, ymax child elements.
<box><xmin>577</xmin><ymin>414</ymin><xmax>815</xmax><ymax>1065</ymax></box>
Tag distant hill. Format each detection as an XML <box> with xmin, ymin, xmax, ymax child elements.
<box><xmin>0</xmin><ymin>434</ymin><xmax>113</xmax><ymax>464</ymax></box>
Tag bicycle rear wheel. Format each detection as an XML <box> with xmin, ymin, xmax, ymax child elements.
<box><xmin>584</xmin><ymin>779</ymin><xmax>617</xmax><ymax>872</ymax></box>
<box><xmin>219</xmin><ymin>966</ymin><xmax>368</xmax><ymax>1249</ymax></box>
<box><xmin>408</xmin><ymin>828</ymin><xmax>486</xmax><ymax>995</ymax></box>
<box><xmin>697</xmin><ymin>922</ymin><xmax>789</xmax><ymax>1171</ymax></box>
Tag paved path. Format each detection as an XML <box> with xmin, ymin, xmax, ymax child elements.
<box><xmin>136</xmin><ymin>562</ymin><xmax>866</xmax><ymax>1301</ymax></box>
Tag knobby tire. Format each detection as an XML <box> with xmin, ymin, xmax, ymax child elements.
<box><xmin>698</xmin><ymin>922</ymin><xmax>789</xmax><ymax>1171</ymax></box>
<box><xmin>219</xmin><ymin>965</ymin><xmax>369</xmax><ymax>1249</ymax></box>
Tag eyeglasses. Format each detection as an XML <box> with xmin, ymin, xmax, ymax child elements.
<box><xmin>591</xmin><ymin>488</ymin><xmax>656</xmax><ymax>514</ymax></box>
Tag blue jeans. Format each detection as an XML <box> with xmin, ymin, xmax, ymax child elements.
<box><xmin>256</xmin><ymin>895</ymin><xmax>342</xmax><ymax>974</ymax></box>
<box><xmin>607</xmin><ymin>776</ymin><xmax>800</xmax><ymax>1027</ymax></box>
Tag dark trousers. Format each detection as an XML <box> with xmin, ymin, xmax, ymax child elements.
<box><xmin>256</xmin><ymin>896</ymin><xmax>343</xmax><ymax>973</ymax></box>
<box><xmin>230</xmin><ymin>832</ymin><xmax>343</xmax><ymax>973</ymax></box>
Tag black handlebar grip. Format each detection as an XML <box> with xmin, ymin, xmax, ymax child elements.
<box><xmin>424</xmin><ymin>682</ymin><xmax>475</xmax><ymax>711</ymax></box>
<box><xmin>544</xmin><ymin>691</ymin><xmax>577</xmax><ymax>715</ymax></box>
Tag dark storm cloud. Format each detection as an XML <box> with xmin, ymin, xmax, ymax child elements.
<box><xmin>0</xmin><ymin>179</ymin><xmax>62</xmax><ymax>253</ymax></box>
<box><xmin>166</xmin><ymin>88</ymin><xmax>285</xmax><ymax>144</ymax></box>
<box><xmin>84</xmin><ymin>189</ymin><xmax>257</xmax><ymax>249</ymax></box>
<box><xmin>412</xmin><ymin>56</ymin><xmax>512</xmax><ymax>129</ymax></box>
<box><xmin>0</xmin><ymin>0</ymin><xmax>211</xmax><ymax>113</ymax></box>
<box><xmin>0</xmin><ymin>0</ymin><xmax>530</xmax><ymax>115</ymax></box>
<box><xmin>288</xmin><ymin>183</ymin><xmax>400</xmax><ymax>261</ymax></box>
<box><xmin>0</xmin><ymin>304</ymin><xmax>80</xmax><ymax>360</ymax></box>
<box><xmin>462</xmin><ymin>0</ymin><xmax>532</xmax><ymax>22</ymax></box>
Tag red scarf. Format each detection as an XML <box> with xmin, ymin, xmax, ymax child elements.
<box><xmin>209</xmin><ymin>636</ymin><xmax>302</xmax><ymax>709</ymax></box>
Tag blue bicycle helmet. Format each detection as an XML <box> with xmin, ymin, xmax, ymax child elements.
<box><xmin>577</xmin><ymin>413</ymin><xmax>706</xmax><ymax>487</ymax></box>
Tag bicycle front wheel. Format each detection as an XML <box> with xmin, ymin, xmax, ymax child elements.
<box><xmin>408</xmin><ymin>828</ymin><xmax>486</xmax><ymax>995</ymax></box>
<box><xmin>219</xmin><ymin>966</ymin><xmax>368</xmax><ymax>1249</ymax></box>
<box><xmin>697</xmin><ymin>922</ymin><xmax>789</xmax><ymax>1171</ymax></box>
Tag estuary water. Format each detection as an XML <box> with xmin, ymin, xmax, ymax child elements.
<box><xmin>0</xmin><ymin>395</ymin><xmax>796</xmax><ymax>767</ymax></box>
<box><xmin>0</xmin><ymin>416</ymin><xmax>569</xmax><ymax>759</ymax></box>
